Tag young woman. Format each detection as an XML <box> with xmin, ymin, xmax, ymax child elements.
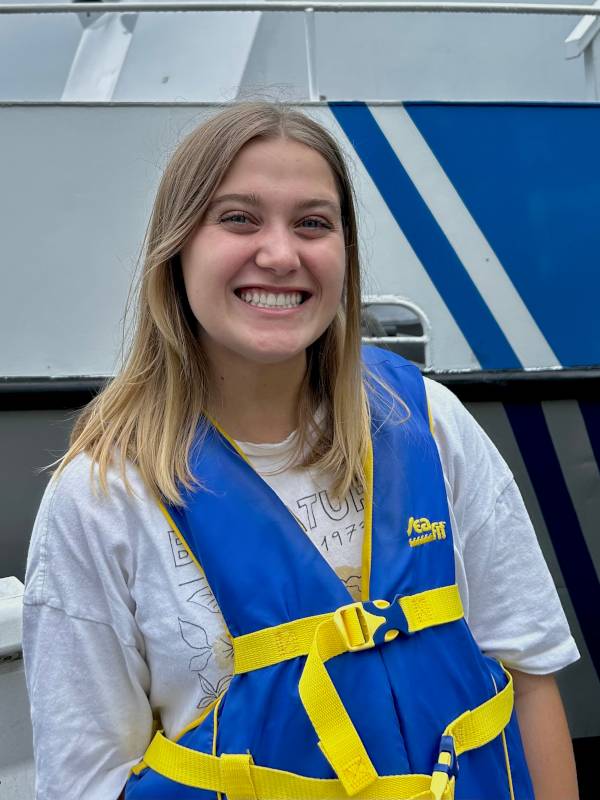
<box><xmin>23</xmin><ymin>102</ymin><xmax>579</xmax><ymax>800</ymax></box>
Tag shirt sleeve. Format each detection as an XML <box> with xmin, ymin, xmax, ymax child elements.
<box><xmin>424</xmin><ymin>377</ymin><xmax>580</xmax><ymax>674</ymax></box>
<box><xmin>23</xmin><ymin>456</ymin><xmax>154</xmax><ymax>800</ymax></box>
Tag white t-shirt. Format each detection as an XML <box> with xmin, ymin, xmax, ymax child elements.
<box><xmin>22</xmin><ymin>377</ymin><xmax>579</xmax><ymax>800</ymax></box>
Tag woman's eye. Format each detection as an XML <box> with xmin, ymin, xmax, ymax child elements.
<box><xmin>300</xmin><ymin>217</ymin><xmax>332</xmax><ymax>230</ymax></box>
<box><xmin>220</xmin><ymin>213</ymin><xmax>253</xmax><ymax>225</ymax></box>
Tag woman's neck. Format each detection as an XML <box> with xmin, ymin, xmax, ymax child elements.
<box><xmin>206</xmin><ymin>350</ymin><xmax>307</xmax><ymax>444</ymax></box>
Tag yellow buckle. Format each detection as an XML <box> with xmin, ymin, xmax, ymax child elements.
<box><xmin>333</xmin><ymin>602</ymin><xmax>386</xmax><ymax>652</ymax></box>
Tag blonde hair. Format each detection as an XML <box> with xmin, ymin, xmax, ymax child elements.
<box><xmin>58</xmin><ymin>102</ymin><xmax>371</xmax><ymax>504</ymax></box>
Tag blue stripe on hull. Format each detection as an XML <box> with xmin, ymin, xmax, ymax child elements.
<box><xmin>405</xmin><ymin>103</ymin><xmax>600</xmax><ymax>368</ymax></box>
<box><xmin>329</xmin><ymin>102</ymin><xmax>521</xmax><ymax>370</ymax></box>
<box><xmin>505</xmin><ymin>403</ymin><xmax>600</xmax><ymax>680</ymax></box>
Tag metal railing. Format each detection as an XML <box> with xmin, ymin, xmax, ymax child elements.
<box><xmin>361</xmin><ymin>296</ymin><xmax>432</xmax><ymax>369</ymax></box>
<box><xmin>1</xmin><ymin>1</ymin><xmax>599</xmax><ymax>14</ymax></box>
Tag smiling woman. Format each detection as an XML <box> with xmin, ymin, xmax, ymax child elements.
<box><xmin>22</xmin><ymin>102</ymin><xmax>578</xmax><ymax>800</ymax></box>
<box><xmin>55</xmin><ymin>102</ymin><xmax>367</xmax><ymax>502</ymax></box>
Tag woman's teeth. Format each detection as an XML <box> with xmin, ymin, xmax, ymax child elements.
<box><xmin>239</xmin><ymin>290</ymin><xmax>304</xmax><ymax>309</ymax></box>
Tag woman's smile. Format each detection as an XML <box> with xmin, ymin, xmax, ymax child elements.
<box><xmin>235</xmin><ymin>287</ymin><xmax>308</xmax><ymax>311</ymax></box>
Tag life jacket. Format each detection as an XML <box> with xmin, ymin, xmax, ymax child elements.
<box><xmin>126</xmin><ymin>347</ymin><xmax>534</xmax><ymax>800</ymax></box>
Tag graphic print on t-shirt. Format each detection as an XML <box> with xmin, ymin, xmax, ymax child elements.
<box><xmin>167</xmin><ymin>528</ymin><xmax>194</xmax><ymax>567</ymax></box>
<box><xmin>196</xmin><ymin>672</ymin><xmax>233</xmax><ymax>711</ymax></box>
<box><xmin>294</xmin><ymin>484</ymin><xmax>365</xmax><ymax>530</ymax></box>
<box><xmin>166</xmin><ymin>527</ymin><xmax>234</xmax><ymax>709</ymax></box>
<box><xmin>187</xmin><ymin>577</ymin><xmax>220</xmax><ymax>613</ymax></box>
<box><xmin>294</xmin><ymin>485</ymin><xmax>365</xmax><ymax>601</ymax></box>
<box><xmin>178</xmin><ymin>618</ymin><xmax>212</xmax><ymax>672</ymax></box>
<box><xmin>335</xmin><ymin>567</ymin><xmax>362</xmax><ymax>601</ymax></box>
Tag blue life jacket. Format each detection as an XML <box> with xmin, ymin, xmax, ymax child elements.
<box><xmin>126</xmin><ymin>347</ymin><xmax>534</xmax><ymax>800</ymax></box>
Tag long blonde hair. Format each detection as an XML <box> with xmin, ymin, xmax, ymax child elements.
<box><xmin>59</xmin><ymin>102</ymin><xmax>371</xmax><ymax>504</ymax></box>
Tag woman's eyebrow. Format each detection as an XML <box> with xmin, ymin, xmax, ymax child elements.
<box><xmin>208</xmin><ymin>192</ymin><xmax>260</xmax><ymax>209</ymax></box>
<box><xmin>295</xmin><ymin>198</ymin><xmax>341</xmax><ymax>214</ymax></box>
<box><xmin>207</xmin><ymin>193</ymin><xmax>340</xmax><ymax>214</ymax></box>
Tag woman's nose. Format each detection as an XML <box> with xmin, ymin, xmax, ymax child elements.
<box><xmin>254</xmin><ymin>225</ymin><xmax>301</xmax><ymax>274</ymax></box>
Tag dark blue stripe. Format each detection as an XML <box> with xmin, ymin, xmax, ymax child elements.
<box><xmin>505</xmin><ymin>403</ymin><xmax>600</xmax><ymax>679</ymax></box>
<box><xmin>579</xmin><ymin>401</ymin><xmax>600</xmax><ymax>474</ymax></box>
<box><xmin>329</xmin><ymin>102</ymin><xmax>521</xmax><ymax>370</ymax></box>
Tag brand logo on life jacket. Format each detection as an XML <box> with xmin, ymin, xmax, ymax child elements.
<box><xmin>407</xmin><ymin>516</ymin><xmax>447</xmax><ymax>548</ymax></box>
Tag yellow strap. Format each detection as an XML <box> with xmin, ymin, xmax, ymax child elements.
<box><xmin>140</xmin><ymin>731</ymin><xmax>452</xmax><ymax>799</ymax></box>
<box><xmin>446</xmin><ymin>666</ymin><xmax>514</xmax><ymax>756</ymax></box>
<box><xmin>220</xmin><ymin>753</ymin><xmax>257</xmax><ymax>800</ymax></box>
<box><xmin>233</xmin><ymin>612</ymin><xmax>332</xmax><ymax>674</ymax></box>
<box><xmin>233</xmin><ymin>584</ymin><xmax>464</xmax><ymax>674</ymax></box>
<box><xmin>400</xmin><ymin>584</ymin><xmax>464</xmax><ymax>633</ymax></box>
<box><xmin>299</xmin><ymin>617</ymin><xmax>379</xmax><ymax>795</ymax></box>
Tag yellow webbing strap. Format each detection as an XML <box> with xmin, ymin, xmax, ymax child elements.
<box><xmin>139</xmin><ymin>731</ymin><xmax>450</xmax><ymax>799</ymax></box>
<box><xmin>233</xmin><ymin>584</ymin><xmax>464</xmax><ymax>674</ymax></box>
<box><xmin>400</xmin><ymin>584</ymin><xmax>464</xmax><ymax>633</ymax></box>
<box><xmin>233</xmin><ymin>612</ymin><xmax>332</xmax><ymax>674</ymax></box>
<box><xmin>298</xmin><ymin>617</ymin><xmax>378</xmax><ymax>795</ymax></box>
<box><xmin>447</xmin><ymin>666</ymin><xmax>514</xmax><ymax>756</ymax></box>
<box><xmin>220</xmin><ymin>753</ymin><xmax>257</xmax><ymax>800</ymax></box>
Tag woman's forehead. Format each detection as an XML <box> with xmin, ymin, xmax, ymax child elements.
<box><xmin>215</xmin><ymin>137</ymin><xmax>340</xmax><ymax>204</ymax></box>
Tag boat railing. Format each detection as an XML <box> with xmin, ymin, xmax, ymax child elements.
<box><xmin>1</xmin><ymin>1</ymin><xmax>600</xmax><ymax>102</ymax></box>
<box><xmin>361</xmin><ymin>295</ymin><xmax>432</xmax><ymax>369</ymax></box>
<box><xmin>1</xmin><ymin>1</ymin><xmax>599</xmax><ymax>13</ymax></box>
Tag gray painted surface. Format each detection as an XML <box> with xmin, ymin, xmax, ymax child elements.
<box><xmin>114</xmin><ymin>11</ymin><xmax>262</xmax><ymax>102</ymax></box>
<box><xmin>238</xmin><ymin>13</ymin><xmax>311</xmax><ymax>101</ymax></box>
<box><xmin>1</xmin><ymin>410</ymin><xmax>73</xmax><ymax>582</ymax></box>
<box><xmin>0</xmin><ymin>0</ymin><xmax>81</xmax><ymax>101</ymax></box>
<box><xmin>0</xmin><ymin>105</ymin><xmax>210</xmax><ymax>377</ymax></box>
<box><xmin>315</xmin><ymin>5</ymin><xmax>585</xmax><ymax>101</ymax></box>
<box><xmin>0</xmin><ymin>0</ymin><xmax>590</xmax><ymax>102</ymax></box>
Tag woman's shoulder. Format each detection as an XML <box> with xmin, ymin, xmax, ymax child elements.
<box><xmin>422</xmin><ymin>375</ymin><xmax>467</xmax><ymax>423</ymax></box>
<box><xmin>422</xmin><ymin>375</ymin><xmax>514</xmax><ymax>503</ymax></box>
<box><xmin>36</xmin><ymin>451</ymin><xmax>155</xmax><ymax>538</ymax></box>
<box><xmin>25</xmin><ymin>451</ymin><xmax>160</xmax><ymax>613</ymax></box>
<box><xmin>423</xmin><ymin>375</ymin><xmax>499</xmax><ymax>451</ymax></box>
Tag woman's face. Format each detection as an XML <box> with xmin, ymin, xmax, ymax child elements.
<box><xmin>181</xmin><ymin>137</ymin><xmax>346</xmax><ymax>372</ymax></box>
